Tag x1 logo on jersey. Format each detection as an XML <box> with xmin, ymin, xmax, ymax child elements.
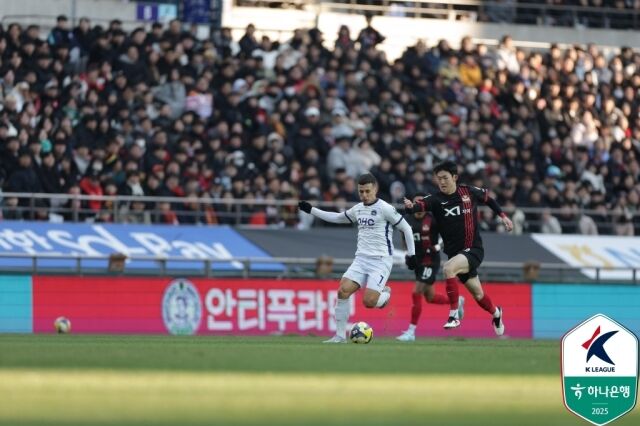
<box><xmin>444</xmin><ymin>206</ymin><xmax>460</xmax><ymax>216</ymax></box>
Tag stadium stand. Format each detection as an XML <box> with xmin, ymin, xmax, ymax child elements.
<box><xmin>251</xmin><ymin>1</ymin><xmax>640</xmax><ymax>29</ymax></box>
<box><xmin>0</xmin><ymin>14</ymin><xmax>638</xmax><ymax>234</ymax></box>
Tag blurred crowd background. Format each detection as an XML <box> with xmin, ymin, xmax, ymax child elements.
<box><xmin>0</xmin><ymin>10</ymin><xmax>639</xmax><ymax>235</ymax></box>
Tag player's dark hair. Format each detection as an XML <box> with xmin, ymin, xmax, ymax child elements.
<box><xmin>357</xmin><ymin>173</ymin><xmax>377</xmax><ymax>186</ymax></box>
<box><xmin>433</xmin><ymin>161</ymin><xmax>458</xmax><ymax>177</ymax></box>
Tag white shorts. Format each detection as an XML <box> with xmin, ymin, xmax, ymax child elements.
<box><xmin>343</xmin><ymin>255</ymin><xmax>394</xmax><ymax>293</ymax></box>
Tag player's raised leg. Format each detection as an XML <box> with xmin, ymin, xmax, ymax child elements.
<box><xmin>362</xmin><ymin>286</ymin><xmax>391</xmax><ymax>309</ymax></box>
<box><xmin>441</xmin><ymin>254</ymin><xmax>469</xmax><ymax>329</ymax></box>
<box><xmin>324</xmin><ymin>277</ymin><xmax>359</xmax><ymax>343</ymax></box>
<box><xmin>462</xmin><ymin>276</ymin><xmax>504</xmax><ymax>336</ymax></box>
<box><xmin>425</xmin><ymin>283</ymin><xmax>465</xmax><ymax>321</ymax></box>
<box><xmin>361</xmin><ymin>256</ymin><xmax>393</xmax><ymax>310</ymax></box>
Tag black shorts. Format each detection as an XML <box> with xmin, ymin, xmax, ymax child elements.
<box><xmin>415</xmin><ymin>253</ymin><xmax>441</xmax><ymax>285</ymax></box>
<box><xmin>456</xmin><ymin>247</ymin><xmax>484</xmax><ymax>283</ymax></box>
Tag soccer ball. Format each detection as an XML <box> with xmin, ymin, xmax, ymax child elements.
<box><xmin>350</xmin><ymin>321</ymin><xmax>373</xmax><ymax>344</ymax></box>
<box><xmin>54</xmin><ymin>316</ymin><xmax>71</xmax><ymax>334</ymax></box>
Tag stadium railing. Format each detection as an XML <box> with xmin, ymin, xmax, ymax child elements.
<box><xmin>1</xmin><ymin>192</ymin><xmax>638</xmax><ymax>234</ymax></box>
<box><xmin>236</xmin><ymin>0</ymin><xmax>640</xmax><ymax>29</ymax></box>
<box><xmin>0</xmin><ymin>252</ymin><xmax>637</xmax><ymax>284</ymax></box>
<box><xmin>0</xmin><ymin>14</ymin><xmax>147</xmax><ymax>32</ymax></box>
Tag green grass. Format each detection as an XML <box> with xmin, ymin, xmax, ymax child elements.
<box><xmin>0</xmin><ymin>336</ymin><xmax>637</xmax><ymax>426</ymax></box>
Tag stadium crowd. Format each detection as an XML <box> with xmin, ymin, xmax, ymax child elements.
<box><xmin>0</xmin><ymin>16</ymin><xmax>639</xmax><ymax>234</ymax></box>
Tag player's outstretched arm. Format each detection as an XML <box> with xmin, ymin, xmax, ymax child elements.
<box><xmin>484</xmin><ymin>197</ymin><xmax>514</xmax><ymax>232</ymax></box>
<box><xmin>396</xmin><ymin>218</ymin><xmax>417</xmax><ymax>269</ymax></box>
<box><xmin>402</xmin><ymin>198</ymin><xmax>414</xmax><ymax>212</ymax></box>
<box><xmin>298</xmin><ymin>201</ymin><xmax>352</xmax><ymax>224</ymax></box>
<box><xmin>499</xmin><ymin>213</ymin><xmax>514</xmax><ymax>232</ymax></box>
<box><xmin>402</xmin><ymin>196</ymin><xmax>429</xmax><ymax>214</ymax></box>
<box><xmin>298</xmin><ymin>201</ymin><xmax>313</xmax><ymax>214</ymax></box>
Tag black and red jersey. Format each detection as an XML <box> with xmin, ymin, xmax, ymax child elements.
<box><xmin>414</xmin><ymin>184</ymin><xmax>489</xmax><ymax>257</ymax></box>
<box><xmin>405</xmin><ymin>212</ymin><xmax>439</xmax><ymax>264</ymax></box>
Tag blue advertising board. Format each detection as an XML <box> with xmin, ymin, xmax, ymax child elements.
<box><xmin>0</xmin><ymin>222</ymin><xmax>281</xmax><ymax>272</ymax></box>
<box><xmin>532</xmin><ymin>283</ymin><xmax>640</xmax><ymax>339</ymax></box>
<box><xmin>0</xmin><ymin>275</ymin><xmax>32</xmax><ymax>333</ymax></box>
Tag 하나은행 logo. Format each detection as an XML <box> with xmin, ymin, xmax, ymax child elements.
<box><xmin>562</xmin><ymin>314</ymin><xmax>638</xmax><ymax>426</ymax></box>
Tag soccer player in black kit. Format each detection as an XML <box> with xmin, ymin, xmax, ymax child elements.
<box><xmin>403</xmin><ymin>161</ymin><xmax>513</xmax><ymax>335</ymax></box>
<box><xmin>396</xmin><ymin>194</ymin><xmax>465</xmax><ymax>342</ymax></box>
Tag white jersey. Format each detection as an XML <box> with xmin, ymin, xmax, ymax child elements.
<box><xmin>344</xmin><ymin>199</ymin><xmax>404</xmax><ymax>258</ymax></box>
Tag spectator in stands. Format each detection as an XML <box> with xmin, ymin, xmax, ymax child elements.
<box><xmin>439</xmin><ymin>55</ymin><xmax>461</xmax><ymax>86</ymax></box>
<box><xmin>495</xmin><ymin>35</ymin><xmax>520</xmax><ymax>75</ymax></box>
<box><xmin>78</xmin><ymin>165</ymin><xmax>104</xmax><ymax>215</ymax></box>
<box><xmin>6</xmin><ymin>149</ymin><xmax>42</xmax><ymax>202</ymax></box>
<box><xmin>59</xmin><ymin>185</ymin><xmax>84</xmax><ymax>222</ymax></box>
<box><xmin>578</xmin><ymin>210</ymin><xmax>599</xmax><ymax>235</ymax></box>
<box><xmin>541</xmin><ymin>208</ymin><xmax>562</xmax><ymax>234</ymax></box>
<box><xmin>239</xmin><ymin>24</ymin><xmax>258</xmax><ymax>57</ymax></box>
<box><xmin>122</xmin><ymin>199</ymin><xmax>151</xmax><ymax>224</ymax></box>
<box><xmin>612</xmin><ymin>199</ymin><xmax>635</xmax><ymax>236</ymax></box>
<box><xmin>48</xmin><ymin>15</ymin><xmax>73</xmax><ymax>48</ymax></box>
<box><xmin>1</xmin><ymin>197</ymin><xmax>23</xmax><ymax>220</ymax></box>
<box><xmin>357</xmin><ymin>13</ymin><xmax>385</xmax><ymax>50</ymax></box>
<box><xmin>73</xmin><ymin>17</ymin><xmax>93</xmax><ymax>57</ymax></box>
<box><xmin>327</xmin><ymin>136</ymin><xmax>360</xmax><ymax>179</ymax></box>
<box><xmin>459</xmin><ymin>55</ymin><xmax>483</xmax><ymax>87</ymax></box>
<box><xmin>335</xmin><ymin>25</ymin><xmax>354</xmax><ymax>51</ymax></box>
<box><xmin>154</xmin><ymin>200</ymin><xmax>179</xmax><ymax>224</ymax></box>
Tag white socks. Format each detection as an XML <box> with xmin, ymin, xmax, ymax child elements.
<box><xmin>335</xmin><ymin>298</ymin><xmax>350</xmax><ymax>338</ymax></box>
<box><xmin>375</xmin><ymin>290</ymin><xmax>390</xmax><ymax>308</ymax></box>
<box><xmin>449</xmin><ymin>309</ymin><xmax>459</xmax><ymax>318</ymax></box>
<box><xmin>407</xmin><ymin>324</ymin><xmax>416</xmax><ymax>333</ymax></box>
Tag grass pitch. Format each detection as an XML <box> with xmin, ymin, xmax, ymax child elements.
<box><xmin>0</xmin><ymin>335</ymin><xmax>637</xmax><ymax>426</ymax></box>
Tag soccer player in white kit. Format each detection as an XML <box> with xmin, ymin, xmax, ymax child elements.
<box><xmin>298</xmin><ymin>173</ymin><xmax>417</xmax><ymax>343</ymax></box>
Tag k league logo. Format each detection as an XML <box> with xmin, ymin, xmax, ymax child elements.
<box><xmin>562</xmin><ymin>314</ymin><xmax>638</xmax><ymax>426</ymax></box>
<box><xmin>583</xmin><ymin>326</ymin><xmax>618</xmax><ymax>367</ymax></box>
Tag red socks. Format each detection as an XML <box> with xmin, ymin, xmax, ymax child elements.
<box><xmin>445</xmin><ymin>277</ymin><xmax>459</xmax><ymax>310</ymax></box>
<box><xmin>429</xmin><ymin>294</ymin><xmax>449</xmax><ymax>304</ymax></box>
<box><xmin>411</xmin><ymin>290</ymin><xmax>450</xmax><ymax>325</ymax></box>
<box><xmin>477</xmin><ymin>294</ymin><xmax>497</xmax><ymax>315</ymax></box>
<box><xmin>410</xmin><ymin>293</ymin><xmax>422</xmax><ymax>325</ymax></box>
